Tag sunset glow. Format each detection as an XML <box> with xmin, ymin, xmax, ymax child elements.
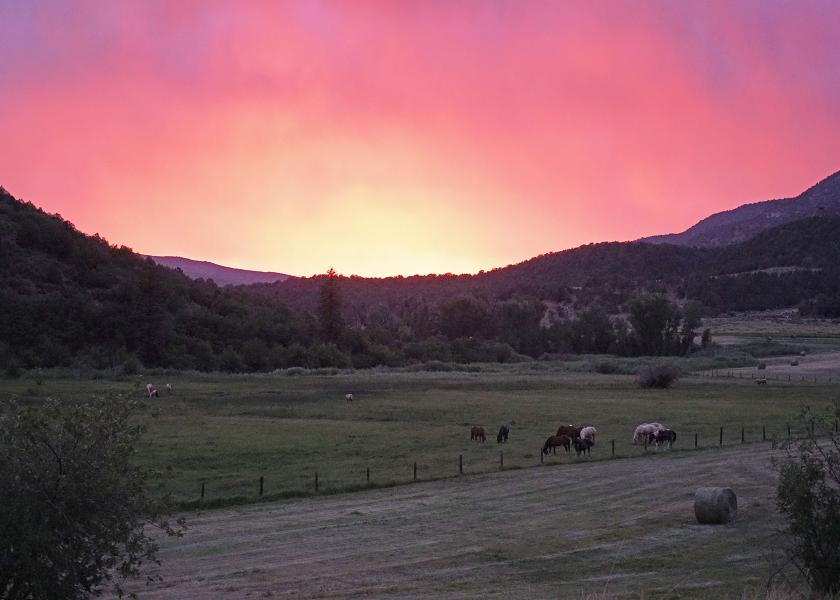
<box><xmin>2</xmin><ymin>1</ymin><xmax>840</xmax><ymax>276</ymax></box>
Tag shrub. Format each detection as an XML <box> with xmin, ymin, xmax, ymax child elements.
<box><xmin>637</xmin><ymin>365</ymin><xmax>679</xmax><ymax>389</ymax></box>
<box><xmin>775</xmin><ymin>401</ymin><xmax>840</xmax><ymax>595</ymax></box>
<box><xmin>419</xmin><ymin>360</ymin><xmax>454</xmax><ymax>372</ymax></box>
<box><xmin>120</xmin><ymin>356</ymin><xmax>141</xmax><ymax>376</ymax></box>
<box><xmin>5</xmin><ymin>361</ymin><xmax>21</xmax><ymax>379</ymax></box>
<box><xmin>308</xmin><ymin>343</ymin><xmax>352</xmax><ymax>369</ymax></box>
<box><xmin>219</xmin><ymin>347</ymin><xmax>245</xmax><ymax>372</ymax></box>
<box><xmin>594</xmin><ymin>360</ymin><xmax>620</xmax><ymax>374</ymax></box>
<box><xmin>0</xmin><ymin>397</ymin><xmax>183</xmax><ymax>598</ymax></box>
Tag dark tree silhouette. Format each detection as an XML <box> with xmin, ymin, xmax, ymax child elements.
<box><xmin>318</xmin><ymin>268</ymin><xmax>344</xmax><ymax>342</ymax></box>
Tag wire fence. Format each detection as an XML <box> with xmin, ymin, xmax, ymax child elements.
<box><xmin>693</xmin><ymin>370</ymin><xmax>836</xmax><ymax>384</ymax></box>
<box><xmin>183</xmin><ymin>418</ymin><xmax>839</xmax><ymax>509</ymax></box>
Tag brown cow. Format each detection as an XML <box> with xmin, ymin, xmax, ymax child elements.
<box><xmin>470</xmin><ymin>426</ymin><xmax>487</xmax><ymax>442</ymax></box>
<box><xmin>542</xmin><ymin>434</ymin><xmax>571</xmax><ymax>455</ymax></box>
<box><xmin>556</xmin><ymin>424</ymin><xmax>582</xmax><ymax>439</ymax></box>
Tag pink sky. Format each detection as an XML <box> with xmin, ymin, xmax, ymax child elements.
<box><xmin>1</xmin><ymin>1</ymin><xmax>839</xmax><ymax>276</ymax></box>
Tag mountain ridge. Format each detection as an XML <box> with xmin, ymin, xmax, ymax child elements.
<box><xmin>643</xmin><ymin>170</ymin><xmax>840</xmax><ymax>247</ymax></box>
<box><xmin>145</xmin><ymin>255</ymin><xmax>290</xmax><ymax>286</ymax></box>
<box><xmin>2</xmin><ymin>183</ymin><xmax>840</xmax><ymax>373</ymax></box>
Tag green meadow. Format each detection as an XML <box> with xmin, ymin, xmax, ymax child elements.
<box><xmin>4</xmin><ymin>360</ymin><xmax>836</xmax><ymax>505</ymax></box>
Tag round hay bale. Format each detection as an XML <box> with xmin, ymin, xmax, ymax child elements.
<box><xmin>694</xmin><ymin>487</ymin><xmax>737</xmax><ymax>524</ymax></box>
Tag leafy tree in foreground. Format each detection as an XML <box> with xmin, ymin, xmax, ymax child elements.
<box><xmin>775</xmin><ymin>401</ymin><xmax>840</xmax><ymax>596</ymax></box>
<box><xmin>0</xmin><ymin>397</ymin><xmax>183</xmax><ymax>599</ymax></box>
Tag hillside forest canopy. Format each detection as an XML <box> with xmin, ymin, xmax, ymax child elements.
<box><xmin>2</xmin><ymin>187</ymin><xmax>840</xmax><ymax>373</ymax></box>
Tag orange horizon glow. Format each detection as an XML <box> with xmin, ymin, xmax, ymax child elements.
<box><xmin>1</xmin><ymin>1</ymin><xmax>840</xmax><ymax>277</ymax></box>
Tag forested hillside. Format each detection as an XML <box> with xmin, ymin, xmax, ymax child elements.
<box><xmin>256</xmin><ymin>217</ymin><xmax>840</xmax><ymax>319</ymax></box>
<box><xmin>2</xmin><ymin>186</ymin><xmax>839</xmax><ymax>374</ymax></box>
<box><xmin>0</xmin><ymin>188</ymin><xmax>314</xmax><ymax>372</ymax></box>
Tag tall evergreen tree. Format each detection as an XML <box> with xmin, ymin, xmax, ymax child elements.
<box><xmin>318</xmin><ymin>268</ymin><xmax>344</xmax><ymax>342</ymax></box>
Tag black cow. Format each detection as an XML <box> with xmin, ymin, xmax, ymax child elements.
<box><xmin>648</xmin><ymin>428</ymin><xmax>677</xmax><ymax>449</ymax></box>
<box><xmin>573</xmin><ymin>437</ymin><xmax>594</xmax><ymax>457</ymax></box>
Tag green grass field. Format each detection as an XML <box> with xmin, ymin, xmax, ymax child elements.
<box><xmin>3</xmin><ymin>365</ymin><xmax>837</xmax><ymax>504</ymax></box>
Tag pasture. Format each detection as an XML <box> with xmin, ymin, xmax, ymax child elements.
<box><xmin>3</xmin><ymin>364</ymin><xmax>837</xmax><ymax>504</ymax></box>
<box><xmin>131</xmin><ymin>442</ymin><xmax>788</xmax><ymax>599</ymax></box>
<box><xmin>4</xmin><ymin>338</ymin><xmax>840</xmax><ymax>598</ymax></box>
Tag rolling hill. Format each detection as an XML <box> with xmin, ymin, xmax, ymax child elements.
<box><xmin>644</xmin><ymin>169</ymin><xmax>840</xmax><ymax>247</ymax></box>
<box><xmin>2</xmin><ymin>174</ymin><xmax>840</xmax><ymax>373</ymax></box>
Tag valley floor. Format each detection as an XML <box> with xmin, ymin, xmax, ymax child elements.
<box><xmin>130</xmin><ymin>442</ymin><xmax>785</xmax><ymax>600</ymax></box>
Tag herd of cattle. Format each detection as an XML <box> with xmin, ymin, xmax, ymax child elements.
<box><xmin>147</xmin><ymin>388</ymin><xmax>677</xmax><ymax>460</ymax></box>
<box><xmin>338</xmin><ymin>393</ymin><xmax>678</xmax><ymax>459</ymax></box>
<box><xmin>338</xmin><ymin>392</ymin><xmax>679</xmax><ymax>458</ymax></box>
<box><xmin>468</xmin><ymin>421</ymin><xmax>678</xmax><ymax>458</ymax></box>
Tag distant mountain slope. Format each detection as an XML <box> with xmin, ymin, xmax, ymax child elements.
<box><xmin>146</xmin><ymin>255</ymin><xmax>289</xmax><ymax>286</ymax></box>
<box><xmin>644</xmin><ymin>170</ymin><xmax>840</xmax><ymax>247</ymax></box>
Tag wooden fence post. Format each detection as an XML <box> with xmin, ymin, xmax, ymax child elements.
<box><xmin>787</xmin><ymin>423</ymin><xmax>791</xmax><ymax>438</ymax></box>
<box><xmin>611</xmin><ymin>440</ymin><xmax>615</xmax><ymax>457</ymax></box>
<box><xmin>741</xmin><ymin>427</ymin><xmax>745</xmax><ymax>443</ymax></box>
<box><xmin>719</xmin><ymin>426</ymin><xmax>723</xmax><ymax>447</ymax></box>
<box><xmin>200</xmin><ymin>482</ymin><xmax>205</xmax><ymax>501</ymax></box>
<box><xmin>366</xmin><ymin>466</ymin><xmax>370</xmax><ymax>483</ymax></box>
<box><xmin>694</xmin><ymin>432</ymin><xmax>698</xmax><ymax>449</ymax></box>
<box><xmin>315</xmin><ymin>472</ymin><xmax>319</xmax><ymax>492</ymax></box>
<box><xmin>414</xmin><ymin>462</ymin><xmax>417</xmax><ymax>481</ymax></box>
<box><xmin>459</xmin><ymin>454</ymin><xmax>463</xmax><ymax>474</ymax></box>
<box><xmin>259</xmin><ymin>475</ymin><xmax>264</xmax><ymax>497</ymax></box>
<box><xmin>810</xmin><ymin>420</ymin><xmax>815</xmax><ymax>436</ymax></box>
<box><xmin>762</xmin><ymin>426</ymin><xmax>766</xmax><ymax>442</ymax></box>
<box><xmin>540</xmin><ymin>449</ymin><xmax>544</xmax><ymax>465</ymax></box>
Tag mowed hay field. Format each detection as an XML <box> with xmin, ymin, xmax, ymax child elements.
<box><xmin>3</xmin><ymin>366</ymin><xmax>838</xmax><ymax>504</ymax></box>
<box><xmin>131</xmin><ymin>443</ymin><xmax>786</xmax><ymax>599</ymax></box>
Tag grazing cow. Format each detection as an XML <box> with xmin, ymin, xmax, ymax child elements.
<box><xmin>166</xmin><ymin>383</ymin><xmax>173</xmax><ymax>395</ymax></box>
<box><xmin>145</xmin><ymin>383</ymin><xmax>159</xmax><ymax>398</ymax></box>
<box><xmin>542</xmin><ymin>434</ymin><xmax>571</xmax><ymax>455</ymax></box>
<box><xmin>574</xmin><ymin>437</ymin><xmax>594</xmax><ymax>456</ymax></box>
<box><xmin>756</xmin><ymin>378</ymin><xmax>767</xmax><ymax>385</ymax></box>
<box><xmin>345</xmin><ymin>393</ymin><xmax>354</xmax><ymax>402</ymax></box>
<box><xmin>470</xmin><ymin>426</ymin><xmax>487</xmax><ymax>442</ymax></box>
<box><xmin>579</xmin><ymin>426</ymin><xmax>597</xmax><ymax>442</ymax></box>
<box><xmin>648</xmin><ymin>428</ymin><xmax>677</xmax><ymax>449</ymax></box>
<box><xmin>556</xmin><ymin>424</ymin><xmax>582</xmax><ymax>440</ymax></box>
<box><xmin>632</xmin><ymin>423</ymin><xmax>663</xmax><ymax>444</ymax></box>
<box><xmin>497</xmin><ymin>424</ymin><xmax>510</xmax><ymax>444</ymax></box>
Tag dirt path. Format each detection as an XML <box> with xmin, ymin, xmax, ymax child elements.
<box><xmin>130</xmin><ymin>444</ymin><xmax>784</xmax><ymax>599</ymax></box>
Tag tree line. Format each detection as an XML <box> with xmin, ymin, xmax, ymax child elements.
<box><xmin>1</xmin><ymin>187</ymin><xmax>838</xmax><ymax>375</ymax></box>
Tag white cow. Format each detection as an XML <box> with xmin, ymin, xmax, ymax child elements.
<box><xmin>579</xmin><ymin>426</ymin><xmax>597</xmax><ymax>442</ymax></box>
<box><xmin>345</xmin><ymin>393</ymin><xmax>354</xmax><ymax>402</ymax></box>
<box><xmin>166</xmin><ymin>383</ymin><xmax>173</xmax><ymax>395</ymax></box>
<box><xmin>145</xmin><ymin>383</ymin><xmax>159</xmax><ymax>398</ymax></box>
<box><xmin>632</xmin><ymin>422</ymin><xmax>664</xmax><ymax>444</ymax></box>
